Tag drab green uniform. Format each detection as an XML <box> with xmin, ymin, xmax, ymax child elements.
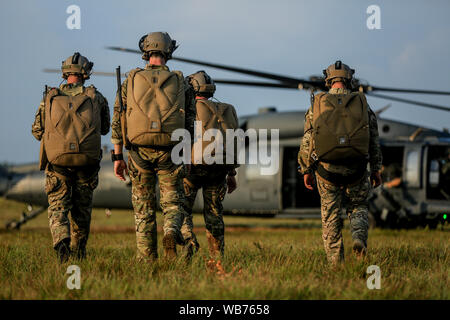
<box><xmin>298</xmin><ymin>87</ymin><xmax>382</xmax><ymax>264</ymax></box>
<box><xmin>111</xmin><ymin>64</ymin><xmax>196</xmax><ymax>260</ymax></box>
<box><xmin>32</xmin><ymin>83</ymin><xmax>110</xmax><ymax>251</ymax></box>
<box><xmin>181</xmin><ymin>164</ymin><xmax>236</xmax><ymax>257</ymax></box>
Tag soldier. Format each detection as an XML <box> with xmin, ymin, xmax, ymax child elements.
<box><xmin>370</xmin><ymin>162</ymin><xmax>408</xmax><ymax>227</ymax></box>
<box><xmin>181</xmin><ymin>71</ymin><xmax>239</xmax><ymax>260</ymax></box>
<box><xmin>111</xmin><ymin>32</ymin><xmax>196</xmax><ymax>261</ymax></box>
<box><xmin>32</xmin><ymin>52</ymin><xmax>110</xmax><ymax>263</ymax></box>
<box><xmin>298</xmin><ymin>61</ymin><xmax>382</xmax><ymax>265</ymax></box>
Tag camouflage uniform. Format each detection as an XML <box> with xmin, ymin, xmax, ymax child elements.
<box><xmin>111</xmin><ymin>64</ymin><xmax>196</xmax><ymax>260</ymax></box>
<box><xmin>181</xmin><ymin>164</ymin><xmax>236</xmax><ymax>258</ymax></box>
<box><xmin>32</xmin><ymin>83</ymin><xmax>110</xmax><ymax>253</ymax></box>
<box><xmin>298</xmin><ymin>87</ymin><xmax>382</xmax><ymax>264</ymax></box>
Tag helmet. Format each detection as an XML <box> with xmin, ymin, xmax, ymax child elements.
<box><xmin>139</xmin><ymin>32</ymin><xmax>178</xmax><ymax>61</ymax></box>
<box><xmin>323</xmin><ymin>60</ymin><xmax>355</xmax><ymax>88</ymax></box>
<box><xmin>61</xmin><ymin>52</ymin><xmax>93</xmax><ymax>80</ymax></box>
<box><xmin>187</xmin><ymin>70</ymin><xmax>216</xmax><ymax>96</ymax></box>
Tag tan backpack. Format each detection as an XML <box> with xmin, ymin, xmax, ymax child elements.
<box><xmin>125</xmin><ymin>68</ymin><xmax>185</xmax><ymax>147</ymax></box>
<box><xmin>192</xmin><ymin>99</ymin><xmax>239</xmax><ymax>164</ymax></box>
<box><xmin>44</xmin><ymin>87</ymin><xmax>102</xmax><ymax>166</ymax></box>
<box><xmin>312</xmin><ymin>92</ymin><xmax>370</xmax><ymax>164</ymax></box>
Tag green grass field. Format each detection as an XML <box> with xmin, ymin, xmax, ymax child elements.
<box><xmin>0</xmin><ymin>197</ymin><xmax>448</xmax><ymax>300</ymax></box>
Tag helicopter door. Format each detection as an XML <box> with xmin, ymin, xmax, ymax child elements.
<box><xmin>402</xmin><ymin>145</ymin><xmax>425</xmax><ymax>215</ymax></box>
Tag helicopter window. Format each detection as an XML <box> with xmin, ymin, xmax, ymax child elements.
<box><xmin>382</xmin><ymin>125</ymin><xmax>390</xmax><ymax>133</ymax></box>
<box><xmin>405</xmin><ymin>149</ymin><xmax>421</xmax><ymax>188</ymax></box>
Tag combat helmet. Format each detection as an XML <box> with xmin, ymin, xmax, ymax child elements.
<box><xmin>61</xmin><ymin>52</ymin><xmax>93</xmax><ymax>80</ymax></box>
<box><xmin>139</xmin><ymin>32</ymin><xmax>178</xmax><ymax>61</ymax></box>
<box><xmin>187</xmin><ymin>70</ymin><xmax>216</xmax><ymax>97</ymax></box>
<box><xmin>323</xmin><ymin>60</ymin><xmax>355</xmax><ymax>88</ymax></box>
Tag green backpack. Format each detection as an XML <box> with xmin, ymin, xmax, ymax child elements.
<box><xmin>192</xmin><ymin>99</ymin><xmax>239</xmax><ymax>164</ymax></box>
<box><xmin>312</xmin><ymin>92</ymin><xmax>370</xmax><ymax>164</ymax></box>
<box><xmin>44</xmin><ymin>87</ymin><xmax>102</xmax><ymax>167</ymax></box>
<box><xmin>125</xmin><ymin>68</ymin><xmax>185</xmax><ymax>147</ymax></box>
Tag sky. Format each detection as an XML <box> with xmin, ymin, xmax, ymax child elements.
<box><xmin>0</xmin><ymin>0</ymin><xmax>449</xmax><ymax>164</ymax></box>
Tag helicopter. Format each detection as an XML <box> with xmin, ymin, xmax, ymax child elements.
<box><xmin>3</xmin><ymin>47</ymin><xmax>450</xmax><ymax>230</ymax></box>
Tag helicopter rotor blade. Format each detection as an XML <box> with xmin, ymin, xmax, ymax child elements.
<box><xmin>43</xmin><ymin>68</ymin><xmax>299</xmax><ymax>89</ymax></box>
<box><xmin>42</xmin><ymin>68</ymin><xmax>127</xmax><ymax>77</ymax></box>
<box><xmin>366</xmin><ymin>92</ymin><xmax>450</xmax><ymax>112</ymax></box>
<box><xmin>106</xmin><ymin>46</ymin><xmax>324</xmax><ymax>89</ymax></box>
<box><xmin>106</xmin><ymin>47</ymin><xmax>450</xmax><ymax>97</ymax></box>
<box><xmin>365</xmin><ymin>85</ymin><xmax>450</xmax><ymax>96</ymax></box>
<box><xmin>106</xmin><ymin>46</ymin><xmax>141</xmax><ymax>54</ymax></box>
<box><xmin>44</xmin><ymin>63</ymin><xmax>450</xmax><ymax>112</ymax></box>
<box><xmin>375</xmin><ymin>103</ymin><xmax>392</xmax><ymax>116</ymax></box>
<box><xmin>213</xmin><ymin>79</ymin><xmax>300</xmax><ymax>89</ymax></box>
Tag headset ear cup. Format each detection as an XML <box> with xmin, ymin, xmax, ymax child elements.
<box><xmin>139</xmin><ymin>35</ymin><xmax>147</xmax><ymax>52</ymax></box>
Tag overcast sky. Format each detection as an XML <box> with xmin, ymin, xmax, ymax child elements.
<box><xmin>1</xmin><ymin>0</ymin><xmax>449</xmax><ymax>164</ymax></box>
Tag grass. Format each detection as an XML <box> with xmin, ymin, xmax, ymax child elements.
<box><xmin>0</xmin><ymin>197</ymin><xmax>448</xmax><ymax>300</ymax></box>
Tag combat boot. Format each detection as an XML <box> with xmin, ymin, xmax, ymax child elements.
<box><xmin>183</xmin><ymin>237</ymin><xmax>200</xmax><ymax>262</ymax></box>
<box><xmin>74</xmin><ymin>246</ymin><xmax>86</xmax><ymax>260</ymax></box>
<box><xmin>72</xmin><ymin>239</ymin><xmax>87</xmax><ymax>261</ymax></box>
<box><xmin>352</xmin><ymin>239</ymin><xmax>367</xmax><ymax>257</ymax></box>
<box><xmin>55</xmin><ymin>238</ymin><xmax>71</xmax><ymax>263</ymax></box>
<box><xmin>206</xmin><ymin>232</ymin><xmax>223</xmax><ymax>259</ymax></box>
<box><xmin>162</xmin><ymin>232</ymin><xmax>177</xmax><ymax>260</ymax></box>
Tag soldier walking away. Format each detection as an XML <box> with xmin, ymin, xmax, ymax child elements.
<box><xmin>32</xmin><ymin>53</ymin><xmax>110</xmax><ymax>263</ymax></box>
<box><xmin>181</xmin><ymin>71</ymin><xmax>239</xmax><ymax>260</ymax></box>
<box><xmin>298</xmin><ymin>61</ymin><xmax>382</xmax><ymax>265</ymax></box>
<box><xmin>111</xmin><ymin>32</ymin><xmax>196</xmax><ymax>261</ymax></box>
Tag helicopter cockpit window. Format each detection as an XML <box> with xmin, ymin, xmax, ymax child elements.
<box><xmin>405</xmin><ymin>149</ymin><xmax>420</xmax><ymax>188</ymax></box>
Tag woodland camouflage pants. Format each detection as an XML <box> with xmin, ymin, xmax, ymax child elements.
<box><xmin>45</xmin><ymin>164</ymin><xmax>99</xmax><ymax>250</ymax></box>
<box><xmin>316</xmin><ymin>173</ymin><xmax>370</xmax><ymax>264</ymax></box>
<box><xmin>181</xmin><ymin>165</ymin><xmax>228</xmax><ymax>257</ymax></box>
<box><xmin>128</xmin><ymin>151</ymin><xmax>186</xmax><ymax>260</ymax></box>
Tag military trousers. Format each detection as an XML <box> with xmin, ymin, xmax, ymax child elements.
<box><xmin>128</xmin><ymin>148</ymin><xmax>186</xmax><ymax>260</ymax></box>
<box><xmin>181</xmin><ymin>165</ymin><xmax>228</xmax><ymax>257</ymax></box>
<box><xmin>45</xmin><ymin>163</ymin><xmax>99</xmax><ymax>250</ymax></box>
<box><xmin>315</xmin><ymin>172</ymin><xmax>371</xmax><ymax>264</ymax></box>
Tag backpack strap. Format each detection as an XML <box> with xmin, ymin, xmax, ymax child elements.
<box><xmin>84</xmin><ymin>85</ymin><xmax>97</xmax><ymax>100</ymax></box>
<box><xmin>311</xmin><ymin>92</ymin><xmax>326</xmax><ymax>129</ymax></box>
<box><xmin>198</xmin><ymin>99</ymin><xmax>219</xmax><ymax>129</ymax></box>
<box><xmin>121</xmin><ymin>68</ymin><xmax>141</xmax><ymax>150</ymax></box>
<box><xmin>312</xmin><ymin>92</ymin><xmax>326</xmax><ymax>117</ymax></box>
<box><xmin>45</xmin><ymin>87</ymin><xmax>60</xmax><ymax>107</ymax></box>
<box><xmin>216</xmin><ymin>102</ymin><xmax>236</xmax><ymax>130</ymax></box>
<box><xmin>309</xmin><ymin>92</ymin><xmax>326</xmax><ymax>166</ymax></box>
<box><xmin>172</xmin><ymin>70</ymin><xmax>184</xmax><ymax>82</ymax></box>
